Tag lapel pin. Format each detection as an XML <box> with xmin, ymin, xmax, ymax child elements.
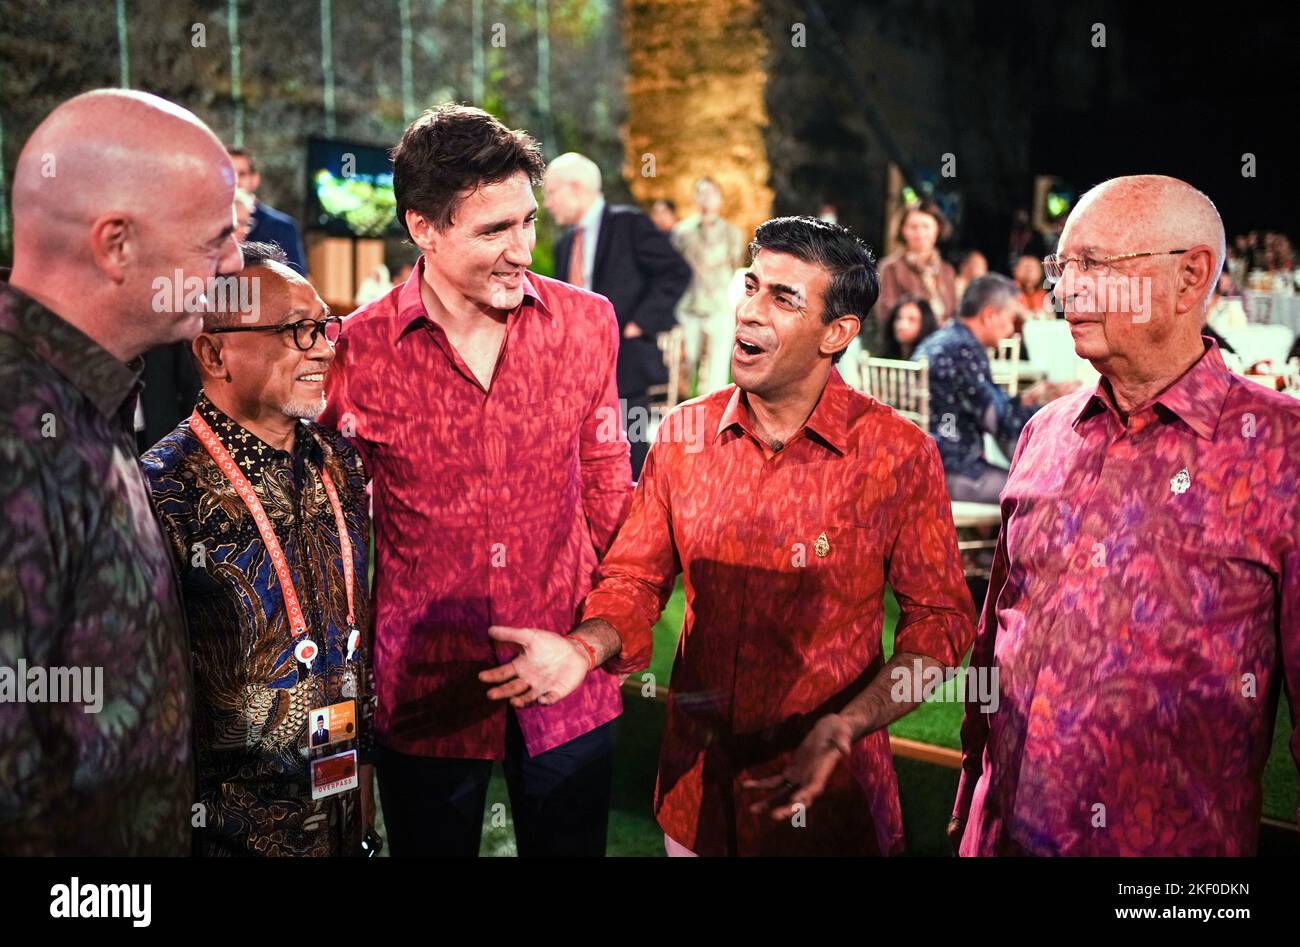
<box><xmin>815</xmin><ymin>531</ymin><xmax>830</xmax><ymax>558</ymax></box>
<box><xmin>1170</xmin><ymin>467</ymin><xmax>1191</xmax><ymax>495</ymax></box>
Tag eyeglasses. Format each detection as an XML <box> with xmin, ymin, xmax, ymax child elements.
<box><xmin>1042</xmin><ymin>249</ymin><xmax>1188</xmax><ymax>284</ymax></box>
<box><xmin>208</xmin><ymin>316</ymin><xmax>342</xmax><ymax>351</ymax></box>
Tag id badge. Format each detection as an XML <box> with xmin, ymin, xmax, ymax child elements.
<box><xmin>306</xmin><ymin>699</ymin><xmax>357</xmax><ymax>751</ymax></box>
<box><xmin>311</xmin><ymin>749</ymin><xmax>359</xmax><ymax>800</ymax></box>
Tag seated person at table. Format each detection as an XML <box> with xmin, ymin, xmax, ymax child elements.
<box><xmin>877</xmin><ymin>295</ymin><xmax>938</xmax><ymax>361</ymax></box>
<box><xmin>914</xmin><ymin>274</ymin><xmax>1073</xmax><ymax>503</ymax></box>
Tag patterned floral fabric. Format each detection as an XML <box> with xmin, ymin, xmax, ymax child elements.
<box><xmin>955</xmin><ymin>341</ymin><xmax>1300</xmax><ymax>855</ymax></box>
<box><xmin>0</xmin><ymin>278</ymin><xmax>193</xmax><ymax>855</ymax></box>
<box><xmin>319</xmin><ymin>263</ymin><xmax>634</xmax><ymax>759</ymax></box>
<box><xmin>914</xmin><ymin>319</ymin><xmax>1038</xmax><ymax>479</ymax></box>
<box><xmin>142</xmin><ymin>393</ymin><xmax>373</xmax><ymax>856</ymax></box>
<box><xmin>584</xmin><ymin>369</ymin><xmax>976</xmax><ymax>855</ymax></box>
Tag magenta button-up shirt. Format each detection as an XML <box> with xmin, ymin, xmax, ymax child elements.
<box><xmin>956</xmin><ymin>341</ymin><xmax>1300</xmax><ymax>855</ymax></box>
<box><xmin>320</xmin><ymin>263</ymin><xmax>633</xmax><ymax>759</ymax></box>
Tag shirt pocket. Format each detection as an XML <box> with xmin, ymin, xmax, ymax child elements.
<box><xmin>791</xmin><ymin>522</ymin><xmax>885</xmax><ymax>622</ymax></box>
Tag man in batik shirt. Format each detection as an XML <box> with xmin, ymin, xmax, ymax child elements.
<box><xmin>144</xmin><ymin>243</ymin><xmax>375</xmax><ymax>856</ymax></box>
<box><xmin>0</xmin><ymin>90</ymin><xmax>242</xmax><ymax>856</ymax></box>
<box><xmin>483</xmin><ymin>217</ymin><xmax>976</xmax><ymax>856</ymax></box>
<box><xmin>951</xmin><ymin>175</ymin><xmax>1300</xmax><ymax>856</ymax></box>
<box><xmin>913</xmin><ymin>274</ymin><xmax>1070</xmax><ymax>504</ymax></box>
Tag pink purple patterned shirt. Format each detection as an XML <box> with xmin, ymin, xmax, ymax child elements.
<box><xmin>956</xmin><ymin>340</ymin><xmax>1300</xmax><ymax>855</ymax></box>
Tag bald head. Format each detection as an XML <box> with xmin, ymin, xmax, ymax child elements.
<box><xmin>1054</xmin><ymin>174</ymin><xmax>1225</xmax><ymax>394</ymax></box>
<box><xmin>542</xmin><ymin>153</ymin><xmax>603</xmax><ymax>226</ymax></box>
<box><xmin>1071</xmin><ymin>174</ymin><xmax>1226</xmax><ymax>297</ymax></box>
<box><xmin>9</xmin><ymin>89</ymin><xmax>243</xmax><ymax>362</ymax></box>
<box><xmin>546</xmin><ymin>153</ymin><xmax>602</xmax><ymax>192</ymax></box>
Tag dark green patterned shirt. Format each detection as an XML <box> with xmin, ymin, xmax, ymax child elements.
<box><xmin>0</xmin><ymin>277</ymin><xmax>194</xmax><ymax>855</ymax></box>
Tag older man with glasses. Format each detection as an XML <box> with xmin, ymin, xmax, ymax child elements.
<box><xmin>951</xmin><ymin>175</ymin><xmax>1300</xmax><ymax>856</ymax></box>
<box><xmin>142</xmin><ymin>241</ymin><xmax>377</xmax><ymax>856</ymax></box>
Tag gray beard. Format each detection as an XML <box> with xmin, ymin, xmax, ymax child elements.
<box><xmin>280</xmin><ymin>393</ymin><xmax>326</xmax><ymax>421</ymax></box>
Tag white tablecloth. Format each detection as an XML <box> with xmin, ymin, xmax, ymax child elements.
<box><xmin>1224</xmin><ymin>324</ymin><xmax>1295</xmax><ymax>369</ymax></box>
<box><xmin>1244</xmin><ymin>292</ymin><xmax>1300</xmax><ymax>334</ymax></box>
<box><xmin>1022</xmin><ymin>320</ymin><xmax>1100</xmax><ymax>384</ymax></box>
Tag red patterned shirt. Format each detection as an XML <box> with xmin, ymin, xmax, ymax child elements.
<box><xmin>584</xmin><ymin>369</ymin><xmax>975</xmax><ymax>855</ymax></box>
<box><xmin>320</xmin><ymin>264</ymin><xmax>633</xmax><ymax>759</ymax></box>
<box><xmin>956</xmin><ymin>341</ymin><xmax>1300</xmax><ymax>855</ymax></box>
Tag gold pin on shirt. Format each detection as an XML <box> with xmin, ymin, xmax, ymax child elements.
<box><xmin>815</xmin><ymin>532</ymin><xmax>830</xmax><ymax>558</ymax></box>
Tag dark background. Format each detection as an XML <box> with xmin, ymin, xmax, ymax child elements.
<box><xmin>1</xmin><ymin>0</ymin><xmax>1296</xmax><ymax>270</ymax></box>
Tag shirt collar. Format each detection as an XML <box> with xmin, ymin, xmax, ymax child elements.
<box><xmin>195</xmin><ymin>390</ymin><xmax>318</xmax><ymax>476</ymax></box>
<box><xmin>949</xmin><ymin>318</ymin><xmax>981</xmax><ymax>347</ymax></box>
<box><xmin>578</xmin><ymin>196</ymin><xmax>605</xmax><ymax>234</ymax></box>
<box><xmin>1072</xmin><ymin>338</ymin><xmax>1231</xmax><ymax>440</ymax></box>
<box><xmin>0</xmin><ymin>277</ymin><xmax>142</xmax><ymax>420</ymax></box>
<box><xmin>388</xmin><ymin>255</ymin><xmax>553</xmax><ymax>345</ymax></box>
<box><xmin>715</xmin><ymin>367</ymin><xmax>851</xmax><ymax>455</ymax></box>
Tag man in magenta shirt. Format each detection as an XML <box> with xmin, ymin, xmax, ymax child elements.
<box><xmin>320</xmin><ymin>105</ymin><xmax>633</xmax><ymax>856</ymax></box>
<box><xmin>952</xmin><ymin>175</ymin><xmax>1300</xmax><ymax>855</ymax></box>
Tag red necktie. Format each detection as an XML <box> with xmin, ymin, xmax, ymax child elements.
<box><xmin>568</xmin><ymin>226</ymin><xmax>585</xmax><ymax>288</ymax></box>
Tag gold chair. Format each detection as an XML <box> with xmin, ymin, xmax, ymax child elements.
<box><xmin>860</xmin><ymin>355</ymin><xmax>930</xmax><ymax>430</ymax></box>
<box><xmin>648</xmin><ymin>326</ymin><xmax>688</xmax><ymax>410</ymax></box>
<box><xmin>988</xmin><ymin>334</ymin><xmax>1022</xmax><ymax>396</ymax></box>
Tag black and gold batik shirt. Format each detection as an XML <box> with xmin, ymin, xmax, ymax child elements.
<box><xmin>142</xmin><ymin>392</ymin><xmax>373</xmax><ymax>857</ymax></box>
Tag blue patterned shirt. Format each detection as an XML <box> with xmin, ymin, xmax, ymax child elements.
<box><xmin>913</xmin><ymin>320</ymin><xmax>1038</xmax><ymax>479</ymax></box>
<box><xmin>142</xmin><ymin>393</ymin><xmax>373</xmax><ymax>856</ymax></box>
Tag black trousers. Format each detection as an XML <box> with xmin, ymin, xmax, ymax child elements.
<box><xmin>376</xmin><ymin>714</ymin><xmax>615</xmax><ymax>857</ymax></box>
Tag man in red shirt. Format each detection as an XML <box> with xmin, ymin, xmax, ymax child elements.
<box><xmin>320</xmin><ymin>105</ymin><xmax>633</xmax><ymax>856</ymax></box>
<box><xmin>483</xmin><ymin>216</ymin><xmax>976</xmax><ymax>855</ymax></box>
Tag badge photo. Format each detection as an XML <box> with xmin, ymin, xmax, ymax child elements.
<box><xmin>307</xmin><ymin>699</ymin><xmax>356</xmax><ymax>752</ymax></box>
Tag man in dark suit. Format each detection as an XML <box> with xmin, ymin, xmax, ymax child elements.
<box><xmin>545</xmin><ymin>153</ymin><xmax>690</xmax><ymax>477</ymax></box>
<box><xmin>312</xmin><ymin>716</ymin><xmax>330</xmax><ymax>747</ymax></box>
<box><xmin>227</xmin><ymin>146</ymin><xmax>308</xmax><ymax>275</ymax></box>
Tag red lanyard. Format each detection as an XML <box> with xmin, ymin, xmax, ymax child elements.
<box><xmin>189</xmin><ymin>410</ymin><xmax>356</xmax><ymax>636</ymax></box>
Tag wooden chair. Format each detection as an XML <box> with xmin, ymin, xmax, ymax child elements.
<box><xmin>950</xmin><ymin>500</ymin><xmax>1002</xmax><ymax>579</ymax></box>
<box><xmin>648</xmin><ymin>326</ymin><xmax>688</xmax><ymax>410</ymax></box>
<box><xmin>988</xmin><ymin>334</ymin><xmax>1022</xmax><ymax>396</ymax></box>
<box><xmin>861</xmin><ymin>355</ymin><xmax>930</xmax><ymax>430</ymax></box>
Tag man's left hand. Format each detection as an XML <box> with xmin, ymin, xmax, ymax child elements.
<box><xmin>622</xmin><ymin>321</ymin><xmax>643</xmax><ymax>339</ymax></box>
<box><xmin>479</xmin><ymin>626</ymin><xmax>591</xmax><ymax>707</ymax></box>
<box><xmin>742</xmin><ymin>713</ymin><xmax>855</xmax><ymax>821</ymax></box>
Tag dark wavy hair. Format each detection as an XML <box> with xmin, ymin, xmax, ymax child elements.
<box><xmin>748</xmin><ymin>215</ymin><xmax>879</xmax><ymax>364</ymax></box>
<box><xmin>391</xmin><ymin>104</ymin><xmax>546</xmax><ymax>238</ymax></box>
<box><xmin>878</xmin><ymin>294</ymin><xmax>939</xmax><ymax>360</ymax></box>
